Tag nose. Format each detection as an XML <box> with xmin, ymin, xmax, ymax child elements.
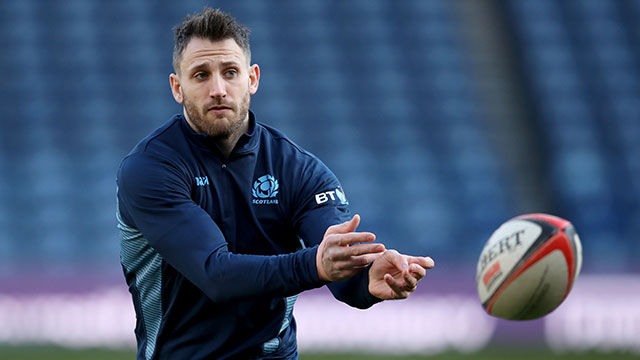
<box><xmin>209</xmin><ymin>75</ymin><xmax>227</xmax><ymax>98</ymax></box>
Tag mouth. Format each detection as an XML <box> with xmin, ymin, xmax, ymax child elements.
<box><xmin>208</xmin><ymin>105</ymin><xmax>232</xmax><ymax>113</ymax></box>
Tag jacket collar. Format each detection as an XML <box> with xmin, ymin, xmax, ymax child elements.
<box><xmin>180</xmin><ymin>110</ymin><xmax>260</xmax><ymax>157</ymax></box>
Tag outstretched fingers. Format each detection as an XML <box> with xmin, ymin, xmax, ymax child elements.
<box><xmin>384</xmin><ymin>273</ymin><xmax>410</xmax><ymax>299</ymax></box>
<box><xmin>348</xmin><ymin>242</ymin><xmax>385</xmax><ymax>256</ymax></box>
<box><xmin>387</xmin><ymin>251</ymin><xmax>432</xmax><ymax>293</ymax></box>
<box><xmin>410</xmin><ymin>256</ymin><xmax>435</xmax><ymax>269</ymax></box>
<box><xmin>332</xmin><ymin>243</ymin><xmax>385</xmax><ymax>266</ymax></box>
<box><xmin>325</xmin><ymin>214</ymin><xmax>361</xmax><ymax>236</ymax></box>
<box><xmin>403</xmin><ymin>268</ymin><xmax>418</xmax><ymax>289</ymax></box>
<box><xmin>407</xmin><ymin>256</ymin><xmax>435</xmax><ymax>281</ymax></box>
<box><xmin>385</xmin><ymin>249</ymin><xmax>409</xmax><ymax>272</ymax></box>
<box><xmin>369</xmin><ymin>250</ymin><xmax>436</xmax><ymax>300</ymax></box>
<box><xmin>409</xmin><ymin>263</ymin><xmax>426</xmax><ymax>281</ymax></box>
<box><xmin>318</xmin><ymin>215</ymin><xmax>384</xmax><ymax>282</ymax></box>
<box><xmin>328</xmin><ymin>231</ymin><xmax>376</xmax><ymax>247</ymax></box>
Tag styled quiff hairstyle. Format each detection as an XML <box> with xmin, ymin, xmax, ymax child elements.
<box><xmin>172</xmin><ymin>7</ymin><xmax>251</xmax><ymax>74</ymax></box>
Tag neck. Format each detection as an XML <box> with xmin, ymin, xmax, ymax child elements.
<box><xmin>183</xmin><ymin>110</ymin><xmax>249</xmax><ymax>159</ymax></box>
<box><xmin>215</xmin><ymin>120</ymin><xmax>248</xmax><ymax>158</ymax></box>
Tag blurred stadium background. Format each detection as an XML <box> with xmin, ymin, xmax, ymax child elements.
<box><xmin>0</xmin><ymin>0</ymin><xmax>639</xmax><ymax>358</ymax></box>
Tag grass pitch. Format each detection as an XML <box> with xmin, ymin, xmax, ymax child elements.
<box><xmin>0</xmin><ymin>346</ymin><xmax>638</xmax><ymax>359</ymax></box>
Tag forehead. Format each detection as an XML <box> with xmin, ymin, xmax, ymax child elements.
<box><xmin>180</xmin><ymin>37</ymin><xmax>247</xmax><ymax>72</ymax></box>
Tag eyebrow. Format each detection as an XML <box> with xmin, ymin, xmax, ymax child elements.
<box><xmin>187</xmin><ymin>61</ymin><xmax>242</xmax><ymax>73</ymax></box>
<box><xmin>220</xmin><ymin>61</ymin><xmax>241</xmax><ymax>68</ymax></box>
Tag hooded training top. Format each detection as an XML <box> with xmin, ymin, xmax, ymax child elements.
<box><xmin>116</xmin><ymin>111</ymin><xmax>381</xmax><ymax>360</ymax></box>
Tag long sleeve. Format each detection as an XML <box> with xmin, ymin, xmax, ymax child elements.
<box><xmin>117</xmin><ymin>152</ymin><xmax>325</xmax><ymax>303</ymax></box>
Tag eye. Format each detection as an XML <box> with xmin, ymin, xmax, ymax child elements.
<box><xmin>194</xmin><ymin>72</ymin><xmax>208</xmax><ymax>80</ymax></box>
<box><xmin>224</xmin><ymin>69</ymin><xmax>238</xmax><ymax>78</ymax></box>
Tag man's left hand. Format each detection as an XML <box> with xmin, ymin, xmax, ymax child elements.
<box><xmin>368</xmin><ymin>250</ymin><xmax>435</xmax><ymax>300</ymax></box>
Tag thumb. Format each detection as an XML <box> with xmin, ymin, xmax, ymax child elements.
<box><xmin>325</xmin><ymin>214</ymin><xmax>360</xmax><ymax>236</ymax></box>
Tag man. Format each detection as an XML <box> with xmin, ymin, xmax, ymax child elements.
<box><xmin>117</xmin><ymin>7</ymin><xmax>434</xmax><ymax>360</ymax></box>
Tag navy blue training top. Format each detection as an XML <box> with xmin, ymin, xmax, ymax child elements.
<box><xmin>116</xmin><ymin>111</ymin><xmax>380</xmax><ymax>360</ymax></box>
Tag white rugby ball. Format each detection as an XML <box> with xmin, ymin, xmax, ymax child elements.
<box><xmin>476</xmin><ymin>213</ymin><xmax>582</xmax><ymax>320</ymax></box>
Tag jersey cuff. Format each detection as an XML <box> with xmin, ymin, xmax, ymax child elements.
<box><xmin>301</xmin><ymin>245</ymin><xmax>329</xmax><ymax>288</ymax></box>
<box><xmin>360</xmin><ymin>263</ymin><xmax>384</xmax><ymax>306</ymax></box>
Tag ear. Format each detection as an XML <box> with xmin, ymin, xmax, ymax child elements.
<box><xmin>169</xmin><ymin>73</ymin><xmax>184</xmax><ymax>104</ymax></box>
<box><xmin>248</xmin><ymin>64</ymin><xmax>260</xmax><ymax>95</ymax></box>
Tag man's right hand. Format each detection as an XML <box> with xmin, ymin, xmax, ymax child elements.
<box><xmin>316</xmin><ymin>214</ymin><xmax>385</xmax><ymax>282</ymax></box>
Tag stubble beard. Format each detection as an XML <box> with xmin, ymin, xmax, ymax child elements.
<box><xmin>183</xmin><ymin>91</ymin><xmax>251</xmax><ymax>140</ymax></box>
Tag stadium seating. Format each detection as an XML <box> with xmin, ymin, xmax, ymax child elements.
<box><xmin>505</xmin><ymin>0</ymin><xmax>640</xmax><ymax>271</ymax></box>
<box><xmin>0</xmin><ymin>0</ymin><xmax>637</xmax><ymax>278</ymax></box>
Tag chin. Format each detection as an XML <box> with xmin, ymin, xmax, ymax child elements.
<box><xmin>210</xmin><ymin>123</ymin><xmax>237</xmax><ymax>138</ymax></box>
<box><xmin>202</xmin><ymin>126</ymin><xmax>231</xmax><ymax>138</ymax></box>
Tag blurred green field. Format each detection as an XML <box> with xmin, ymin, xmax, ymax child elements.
<box><xmin>1</xmin><ymin>346</ymin><xmax>638</xmax><ymax>360</ymax></box>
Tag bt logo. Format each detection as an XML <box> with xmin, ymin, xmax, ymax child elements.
<box><xmin>315</xmin><ymin>187</ymin><xmax>348</xmax><ymax>205</ymax></box>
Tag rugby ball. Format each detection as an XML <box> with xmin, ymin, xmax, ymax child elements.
<box><xmin>476</xmin><ymin>213</ymin><xmax>582</xmax><ymax>320</ymax></box>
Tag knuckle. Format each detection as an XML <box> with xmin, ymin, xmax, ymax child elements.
<box><xmin>385</xmin><ymin>249</ymin><xmax>399</xmax><ymax>257</ymax></box>
<box><xmin>324</xmin><ymin>226</ymin><xmax>336</xmax><ymax>236</ymax></box>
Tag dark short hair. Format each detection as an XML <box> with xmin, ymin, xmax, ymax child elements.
<box><xmin>172</xmin><ymin>7</ymin><xmax>251</xmax><ymax>73</ymax></box>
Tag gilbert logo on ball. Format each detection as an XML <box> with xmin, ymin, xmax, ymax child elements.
<box><xmin>476</xmin><ymin>213</ymin><xmax>582</xmax><ymax>320</ymax></box>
